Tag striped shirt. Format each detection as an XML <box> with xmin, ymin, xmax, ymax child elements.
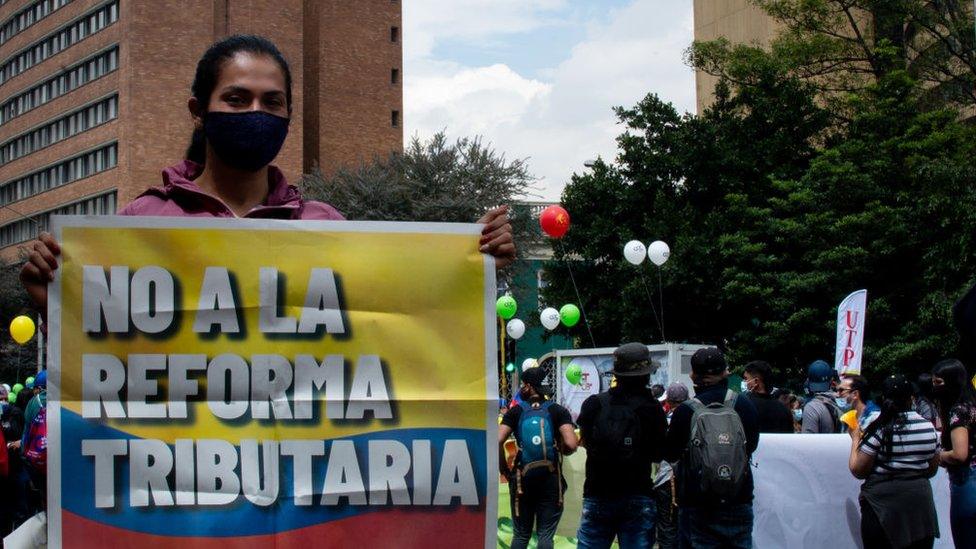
<box><xmin>860</xmin><ymin>411</ymin><xmax>939</xmax><ymax>474</ymax></box>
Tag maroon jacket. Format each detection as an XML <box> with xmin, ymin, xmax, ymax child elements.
<box><xmin>118</xmin><ymin>160</ymin><xmax>345</xmax><ymax>220</ymax></box>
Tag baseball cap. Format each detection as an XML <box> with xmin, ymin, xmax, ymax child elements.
<box><xmin>666</xmin><ymin>382</ymin><xmax>690</xmax><ymax>403</ymax></box>
<box><xmin>806</xmin><ymin>360</ymin><xmax>833</xmax><ymax>393</ymax></box>
<box><xmin>520</xmin><ymin>366</ymin><xmax>546</xmax><ymax>392</ymax></box>
<box><xmin>611</xmin><ymin>342</ymin><xmax>654</xmax><ymax>376</ymax></box>
<box><xmin>691</xmin><ymin>348</ymin><xmax>727</xmax><ymax>375</ymax></box>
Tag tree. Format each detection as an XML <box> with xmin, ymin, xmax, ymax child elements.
<box><xmin>542</xmin><ymin>63</ymin><xmax>830</xmax><ymax>364</ymax></box>
<box><xmin>0</xmin><ymin>257</ymin><xmax>39</xmax><ymax>384</ymax></box>
<box><xmin>689</xmin><ymin>0</ymin><xmax>976</xmax><ymax>115</ymax></box>
<box><xmin>302</xmin><ymin>131</ymin><xmax>538</xmax><ymax>284</ymax></box>
<box><xmin>301</xmin><ymin>132</ymin><xmax>537</xmax><ymax>261</ymax></box>
<box><xmin>544</xmin><ymin>55</ymin><xmax>976</xmax><ymax>384</ymax></box>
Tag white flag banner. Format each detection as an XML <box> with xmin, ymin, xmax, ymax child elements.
<box><xmin>835</xmin><ymin>289</ymin><xmax>867</xmax><ymax>376</ymax></box>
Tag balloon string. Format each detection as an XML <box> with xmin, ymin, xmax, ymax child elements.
<box><xmin>639</xmin><ymin>270</ymin><xmax>665</xmax><ymax>342</ymax></box>
<box><xmin>657</xmin><ymin>267</ymin><xmax>666</xmax><ymax>342</ymax></box>
<box><xmin>565</xmin><ymin>261</ymin><xmax>597</xmax><ymax>348</ymax></box>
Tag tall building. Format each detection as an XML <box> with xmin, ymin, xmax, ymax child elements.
<box><xmin>693</xmin><ymin>0</ymin><xmax>779</xmax><ymax>114</ymax></box>
<box><xmin>0</xmin><ymin>0</ymin><xmax>403</xmax><ymax>257</ymax></box>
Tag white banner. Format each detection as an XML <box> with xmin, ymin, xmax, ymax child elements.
<box><xmin>835</xmin><ymin>289</ymin><xmax>867</xmax><ymax>376</ymax></box>
<box><xmin>557</xmin><ymin>434</ymin><xmax>953</xmax><ymax>548</ymax></box>
<box><xmin>753</xmin><ymin>434</ymin><xmax>951</xmax><ymax>548</ymax></box>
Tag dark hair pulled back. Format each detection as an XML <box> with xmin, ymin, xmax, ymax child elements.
<box><xmin>185</xmin><ymin>34</ymin><xmax>293</xmax><ymax>165</ymax></box>
<box><xmin>859</xmin><ymin>374</ymin><xmax>913</xmax><ymax>457</ymax></box>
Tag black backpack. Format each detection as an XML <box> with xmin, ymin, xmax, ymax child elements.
<box><xmin>589</xmin><ymin>391</ymin><xmax>643</xmax><ymax>466</ymax></box>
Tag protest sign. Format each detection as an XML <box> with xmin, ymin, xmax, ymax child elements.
<box><xmin>47</xmin><ymin>216</ymin><xmax>498</xmax><ymax>548</ymax></box>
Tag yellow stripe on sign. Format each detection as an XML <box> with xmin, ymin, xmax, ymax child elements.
<box><xmin>59</xmin><ymin>226</ymin><xmax>488</xmax><ymax>443</ymax></box>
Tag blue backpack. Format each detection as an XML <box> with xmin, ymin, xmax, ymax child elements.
<box><xmin>514</xmin><ymin>401</ymin><xmax>558</xmax><ymax>478</ymax></box>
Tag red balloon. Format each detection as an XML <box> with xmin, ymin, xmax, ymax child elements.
<box><xmin>540</xmin><ymin>205</ymin><xmax>570</xmax><ymax>238</ymax></box>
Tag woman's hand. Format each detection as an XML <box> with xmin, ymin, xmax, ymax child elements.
<box><xmin>19</xmin><ymin>232</ymin><xmax>61</xmax><ymax>318</ymax></box>
<box><xmin>478</xmin><ymin>205</ymin><xmax>515</xmax><ymax>269</ymax></box>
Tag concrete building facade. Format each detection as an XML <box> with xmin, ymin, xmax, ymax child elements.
<box><xmin>0</xmin><ymin>0</ymin><xmax>403</xmax><ymax>256</ymax></box>
<box><xmin>693</xmin><ymin>0</ymin><xmax>779</xmax><ymax>114</ymax></box>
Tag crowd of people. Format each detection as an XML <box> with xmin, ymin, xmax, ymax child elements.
<box><xmin>499</xmin><ymin>344</ymin><xmax>976</xmax><ymax>549</ymax></box>
<box><xmin>0</xmin><ymin>370</ymin><xmax>48</xmax><ymax>539</ymax></box>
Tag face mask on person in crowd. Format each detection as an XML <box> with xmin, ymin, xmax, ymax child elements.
<box><xmin>792</xmin><ymin>409</ymin><xmax>802</xmax><ymax>422</ymax></box>
<box><xmin>740</xmin><ymin>380</ymin><xmax>750</xmax><ymax>393</ymax></box>
<box><xmin>204</xmin><ymin>111</ymin><xmax>289</xmax><ymax>172</ymax></box>
<box><xmin>835</xmin><ymin>397</ymin><xmax>851</xmax><ymax>412</ymax></box>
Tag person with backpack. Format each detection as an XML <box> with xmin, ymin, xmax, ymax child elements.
<box><xmin>801</xmin><ymin>359</ymin><xmax>843</xmax><ymax>433</ymax></box>
<box><xmin>575</xmin><ymin>343</ymin><xmax>668</xmax><ymax>549</ymax></box>
<box><xmin>499</xmin><ymin>366</ymin><xmax>577</xmax><ymax>549</ymax></box>
<box><xmin>20</xmin><ymin>369</ymin><xmax>46</xmax><ymax>519</ymax></box>
<box><xmin>664</xmin><ymin>347</ymin><xmax>759</xmax><ymax>549</ymax></box>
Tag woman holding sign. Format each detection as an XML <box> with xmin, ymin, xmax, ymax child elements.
<box><xmin>20</xmin><ymin>34</ymin><xmax>515</xmax><ymax>312</ymax></box>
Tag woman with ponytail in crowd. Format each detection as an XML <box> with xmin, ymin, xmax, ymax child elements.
<box><xmin>19</xmin><ymin>34</ymin><xmax>515</xmax><ymax>316</ymax></box>
<box><xmin>848</xmin><ymin>374</ymin><xmax>941</xmax><ymax>549</ymax></box>
<box><xmin>931</xmin><ymin>359</ymin><xmax>976</xmax><ymax>549</ymax></box>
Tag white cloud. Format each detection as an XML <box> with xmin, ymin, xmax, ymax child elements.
<box><xmin>404</xmin><ymin>0</ymin><xmax>696</xmax><ymax>200</ymax></box>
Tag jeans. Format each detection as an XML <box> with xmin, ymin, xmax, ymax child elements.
<box><xmin>678</xmin><ymin>504</ymin><xmax>753</xmax><ymax>549</ymax></box>
<box><xmin>576</xmin><ymin>495</ymin><xmax>656</xmax><ymax>549</ymax></box>
<box><xmin>509</xmin><ymin>472</ymin><xmax>563</xmax><ymax>549</ymax></box>
<box><xmin>654</xmin><ymin>481</ymin><xmax>678</xmax><ymax>549</ymax></box>
<box><xmin>949</xmin><ymin>466</ymin><xmax>976</xmax><ymax>549</ymax></box>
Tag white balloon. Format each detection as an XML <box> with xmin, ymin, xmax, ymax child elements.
<box><xmin>540</xmin><ymin>307</ymin><xmax>561</xmax><ymax>330</ymax></box>
<box><xmin>623</xmin><ymin>240</ymin><xmax>647</xmax><ymax>265</ymax></box>
<box><xmin>506</xmin><ymin>319</ymin><xmax>526</xmax><ymax>340</ymax></box>
<box><xmin>648</xmin><ymin>240</ymin><xmax>671</xmax><ymax>266</ymax></box>
<box><xmin>522</xmin><ymin>358</ymin><xmax>538</xmax><ymax>371</ymax></box>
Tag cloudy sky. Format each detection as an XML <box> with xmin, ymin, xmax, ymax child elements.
<box><xmin>403</xmin><ymin>0</ymin><xmax>697</xmax><ymax>201</ymax></box>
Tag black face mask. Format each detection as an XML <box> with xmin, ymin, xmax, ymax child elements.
<box><xmin>203</xmin><ymin>111</ymin><xmax>289</xmax><ymax>172</ymax></box>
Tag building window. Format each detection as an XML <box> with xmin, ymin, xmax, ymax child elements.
<box><xmin>391</xmin><ymin>110</ymin><xmax>400</xmax><ymax>128</ymax></box>
<box><xmin>0</xmin><ymin>142</ymin><xmax>117</xmax><ymax>206</ymax></box>
<box><xmin>0</xmin><ymin>95</ymin><xmax>118</xmax><ymax>166</ymax></box>
<box><xmin>391</xmin><ymin>68</ymin><xmax>399</xmax><ymax>85</ymax></box>
<box><xmin>0</xmin><ymin>1</ymin><xmax>119</xmax><ymax>85</ymax></box>
<box><xmin>0</xmin><ymin>46</ymin><xmax>119</xmax><ymax>127</ymax></box>
<box><xmin>390</xmin><ymin>26</ymin><xmax>399</xmax><ymax>43</ymax></box>
<box><xmin>0</xmin><ymin>0</ymin><xmax>73</xmax><ymax>46</ymax></box>
<box><xmin>0</xmin><ymin>190</ymin><xmax>117</xmax><ymax>247</ymax></box>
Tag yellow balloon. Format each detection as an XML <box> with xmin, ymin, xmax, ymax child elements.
<box><xmin>9</xmin><ymin>315</ymin><xmax>35</xmax><ymax>345</ymax></box>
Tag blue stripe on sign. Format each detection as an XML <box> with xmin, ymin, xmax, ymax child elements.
<box><xmin>59</xmin><ymin>408</ymin><xmax>487</xmax><ymax>537</ymax></box>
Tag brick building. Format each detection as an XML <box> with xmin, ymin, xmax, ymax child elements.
<box><xmin>0</xmin><ymin>0</ymin><xmax>403</xmax><ymax>257</ymax></box>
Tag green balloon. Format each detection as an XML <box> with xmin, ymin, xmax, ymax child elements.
<box><xmin>505</xmin><ymin>363</ymin><xmax>515</xmax><ymax>373</ymax></box>
<box><xmin>12</xmin><ymin>383</ymin><xmax>23</xmax><ymax>394</ymax></box>
<box><xmin>25</xmin><ymin>376</ymin><xmax>34</xmax><ymax>386</ymax></box>
<box><xmin>496</xmin><ymin>295</ymin><xmax>517</xmax><ymax>320</ymax></box>
<box><xmin>565</xmin><ymin>364</ymin><xmax>583</xmax><ymax>386</ymax></box>
<box><xmin>559</xmin><ymin>304</ymin><xmax>581</xmax><ymax>327</ymax></box>
<box><xmin>7</xmin><ymin>392</ymin><xmax>15</xmax><ymax>404</ymax></box>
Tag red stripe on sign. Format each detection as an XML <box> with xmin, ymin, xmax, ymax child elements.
<box><xmin>61</xmin><ymin>507</ymin><xmax>487</xmax><ymax>548</ymax></box>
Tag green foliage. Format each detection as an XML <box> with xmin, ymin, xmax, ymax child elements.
<box><xmin>0</xmin><ymin>258</ymin><xmax>39</xmax><ymax>384</ymax></box>
<box><xmin>301</xmin><ymin>132</ymin><xmax>538</xmax><ymax>276</ymax></box>
<box><xmin>302</xmin><ymin>131</ymin><xmax>535</xmax><ymax>222</ymax></box>
<box><xmin>544</xmin><ymin>61</ymin><xmax>976</xmax><ymax>384</ymax></box>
